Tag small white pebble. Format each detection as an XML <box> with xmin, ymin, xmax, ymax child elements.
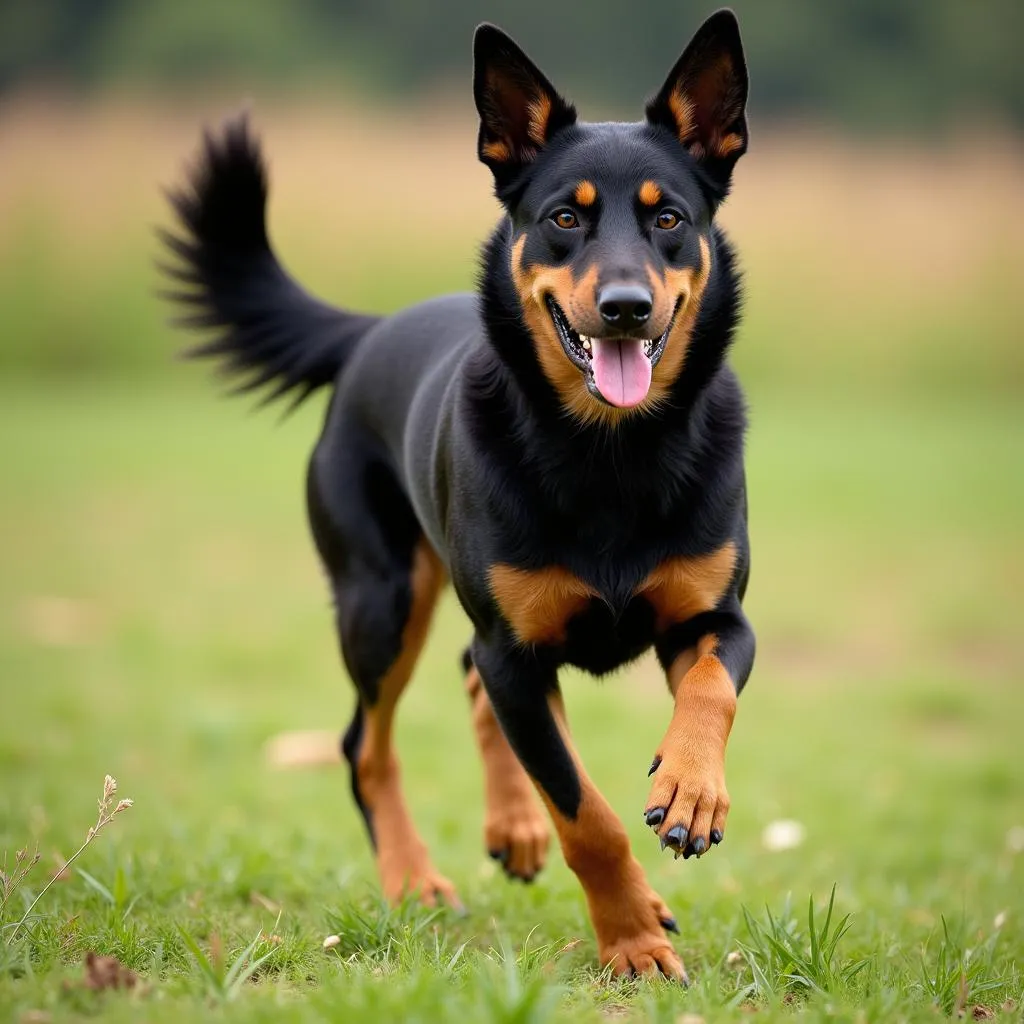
<box><xmin>994</xmin><ymin>911</ymin><xmax>1007</xmax><ymax>929</ymax></box>
<box><xmin>1006</xmin><ymin>826</ymin><xmax>1024</xmax><ymax>854</ymax></box>
<box><xmin>322</xmin><ymin>934</ymin><xmax>341</xmax><ymax>950</ymax></box>
<box><xmin>725</xmin><ymin>949</ymin><xmax>745</xmax><ymax>967</ymax></box>
<box><xmin>762</xmin><ymin>819</ymin><xmax>806</xmax><ymax>851</ymax></box>
<box><xmin>676</xmin><ymin>1015</ymin><xmax>706</xmax><ymax>1024</ymax></box>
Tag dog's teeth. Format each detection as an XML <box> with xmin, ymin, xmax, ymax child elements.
<box><xmin>581</xmin><ymin>338</ymin><xmax>591</xmax><ymax>352</ymax></box>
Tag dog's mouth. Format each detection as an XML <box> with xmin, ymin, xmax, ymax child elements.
<box><xmin>546</xmin><ymin>297</ymin><xmax>680</xmax><ymax>408</ymax></box>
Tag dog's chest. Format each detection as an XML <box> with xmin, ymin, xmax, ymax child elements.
<box><xmin>488</xmin><ymin>543</ymin><xmax>735</xmax><ymax>669</ymax></box>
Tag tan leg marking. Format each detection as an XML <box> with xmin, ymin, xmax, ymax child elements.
<box><xmin>356</xmin><ymin>542</ymin><xmax>462</xmax><ymax>908</ymax></box>
<box><xmin>645</xmin><ymin>635</ymin><xmax>736</xmax><ymax>855</ymax></box>
<box><xmin>465</xmin><ymin>666</ymin><xmax>550</xmax><ymax>880</ymax></box>
<box><xmin>535</xmin><ymin>694</ymin><xmax>687</xmax><ymax>980</ymax></box>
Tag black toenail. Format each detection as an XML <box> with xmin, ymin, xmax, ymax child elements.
<box><xmin>692</xmin><ymin>836</ymin><xmax>706</xmax><ymax>857</ymax></box>
<box><xmin>680</xmin><ymin>970</ymin><xmax>691</xmax><ymax>988</ymax></box>
<box><xmin>645</xmin><ymin>807</ymin><xmax>666</xmax><ymax>828</ymax></box>
<box><xmin>661</xmin><ymin>916</ymin><xmax>679</xmax><ymax>933</ymax></box>
<box><xmin>648</xmin><ymin>756</ymin><xmax>662</xmax><ymax>776</ymax></box>
<box><xmin>710</xmin><ymin>829</ymin><xmax>723</xmax><ymax>845</ymax></box>
<box><xmin>665</xmin><ymin>824</ymin><xmax>687</xmax><ymax>849</ymax></box>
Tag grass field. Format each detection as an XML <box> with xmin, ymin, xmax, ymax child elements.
<box><xmin>1</xmin><ymin>99</ymin><xmax>1022</xmax><ymax>1022</ymax></box>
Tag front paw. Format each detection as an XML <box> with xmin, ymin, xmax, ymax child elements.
<box><xmin>590</xmin><ymin>872</ymin><xmax>688</xmax><ymax>981</ymax></box>
<box><xmin>643</xmin><ymin>751</ymin><xmax>729</xmax><ymax>859</ymax></box>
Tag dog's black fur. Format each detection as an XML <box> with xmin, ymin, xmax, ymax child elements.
<box><xmin>163</xmin><ymin>9</ymin><xmax>755</xmax><ymax>975</ymax></box>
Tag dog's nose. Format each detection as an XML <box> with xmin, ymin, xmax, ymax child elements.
<box><xmin>597</xmin><ymin>284</ymin><xmax>653</xmax><ymax>330</ymax></box>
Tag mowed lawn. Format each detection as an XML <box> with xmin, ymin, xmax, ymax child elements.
<box><xmin>0</xmin><ymin>378</ymin><xmax>1020</xmax><ymax>1022</ymax></box>
<box><xmin>1</xmin><ymin>99</ymin><xmax>1023</xmax><ymax>1021</ymax></box>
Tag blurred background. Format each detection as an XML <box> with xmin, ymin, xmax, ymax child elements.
<box><xmin>1</xmin><ymin>0</ymin><xmax>1022</xmax><ymax>957</ymax></box>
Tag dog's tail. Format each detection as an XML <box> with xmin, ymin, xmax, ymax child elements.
<box><xmin>159</xmin><ymin>113</ymin><xmax>379</xmax><ymax>409</ymax></box>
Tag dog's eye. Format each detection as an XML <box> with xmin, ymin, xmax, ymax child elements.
<box><xmin>656</xmin><ymin>210</ymin><xmax>681</xmax><ymax>230</ymax></box>
<box><xmin>552</xmin><ymin>209</ymin><xmax>579</xmax><ymax>230</ymax></box>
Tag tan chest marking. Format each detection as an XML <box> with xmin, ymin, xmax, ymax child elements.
<box><xmin>638</xmin><ymin>542</ymin><xmax>737</xmax><ymax>629</ymax></box>
<box><xmin>490</xmin><ymin>541</ymin><xmax>737</xmax><ymax>647</ymax></box>
<box><xmin>489</xmin><ymin>563</ymin><xmax>597</xmax><ymax>645</ymax></box>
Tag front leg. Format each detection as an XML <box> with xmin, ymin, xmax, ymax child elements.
<box><xmin>646</xmin><ymin>606</ymin><xmax>755</xmax><ymax>858</ymax></box>
<box><xmin>471</xmin><ymin>637</ymin><xmax>687</xmax><ymax>981</ymax></box>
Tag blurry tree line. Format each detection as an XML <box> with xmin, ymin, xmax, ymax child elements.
<box><xmin>1</xmin><ymin>0</ymin><xmax>1021</xmax><ymax>132</ymax></box>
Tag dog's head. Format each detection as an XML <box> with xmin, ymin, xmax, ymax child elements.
<box><xmin>475</xmin><ymin>11</ymin><xmax>747</xmax><ymax>425</ymax></box>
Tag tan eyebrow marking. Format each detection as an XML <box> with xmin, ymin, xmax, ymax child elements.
<box><xmin>574</xmin><ymin>180</ymin><xmax>597</xmax><ymax>207</ymax></box>
<box><xmin>638</xmin><ymin>180</ymin><xmax>662</xmax><ymax>206</ymax></box>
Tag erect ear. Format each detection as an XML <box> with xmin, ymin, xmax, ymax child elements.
<box><xmin>473</xmin><ymin>24</ymin><xmax>577</xmax><ymax>191</ymax></box>
<box><xmin>646</xmin><ymin>9</ymin><xmax>748</xmax><ymax>190</ymax></box>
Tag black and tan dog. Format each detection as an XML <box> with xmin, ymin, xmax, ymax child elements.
<box><xmin>162</xmin><ymin>9</ymin><xmax>755</xmax><ymax>980</ymax></box>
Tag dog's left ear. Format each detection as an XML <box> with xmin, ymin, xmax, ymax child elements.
<box><xmin>646</xmin><ymin>9</ymin><xmax>748</xmax><ymax>192</ymax></box>
<box><xmin>474</xmin><ymin>24</ymin><xmax>577</xmax><ymax>191</ymax></box>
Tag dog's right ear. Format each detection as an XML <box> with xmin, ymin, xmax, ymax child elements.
<box><xmin>646</xmin><ymin>10</ymin><xmax>748</xmax><ymax>197</ymax></box>
<box><xmin>473</xmin><ymin>24</ymin><xmax>577</xmax><ymax>191</ymax></box>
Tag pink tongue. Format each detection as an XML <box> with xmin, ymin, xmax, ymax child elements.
<box><xmin>590</xmin><ymin>338</ymin><xmax>652</xmax><ymax>407</ymax></box>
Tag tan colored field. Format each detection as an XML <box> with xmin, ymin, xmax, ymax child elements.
<box><xmin>1</xmin><ymin>94</ymin><xmax>1022</xmax><ymax>392</ymax></box>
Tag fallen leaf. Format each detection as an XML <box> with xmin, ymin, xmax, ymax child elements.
<box><xmin>250</xmin><ymin>891</ymin><xmax>281</xmax><ymax>914</ymax></box>
<box><xmin>1006</xmin><ymin>826</ymin><xmax>1024</xmax><ymax>853</ymax></box>
<box><xmin>83</xmin><ymin>952</ymin><xmax>139</xmax><ymax>992</ymax></box>
<box><xmin>19</xmin><ymin>597</ymin><xmax>102</xmax><ymax>648</ymax></box>
<box><xmin>265</xmin><ymin>730</ymin><xmax>340</xmax><ymax>768</ymax></box>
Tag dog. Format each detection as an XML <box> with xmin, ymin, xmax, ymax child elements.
<box><xmin>161</xmin><ymin>9</ymin><xmax>754</xmax><ymax>981</ymax></box>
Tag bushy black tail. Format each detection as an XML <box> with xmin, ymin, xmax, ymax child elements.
<box><xmin>159</xmin><ymin>113</ymin><xmax>379</xmax><ymax>408</ymax></box>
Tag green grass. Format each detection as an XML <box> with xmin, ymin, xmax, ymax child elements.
<box><xmin>0</xmin><ymin>373</ymin><xmax>1021</xmax><ymax>1022</ymax></box>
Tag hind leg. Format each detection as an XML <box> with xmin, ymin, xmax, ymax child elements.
<box><xmin>309</xmin><ymin>440</ymin><xmax>460</xmax><ymax>908</ymax></box>
<box><xmin>462</xmin><ymin>649</ymin><xmax>549</xmax><ymax>881</ymax></box>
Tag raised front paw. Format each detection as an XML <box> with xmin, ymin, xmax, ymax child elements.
<box><xmin>644</xmin><ymin>750</ymin><xmax>729</xmax><ymax>859</ymax></box>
